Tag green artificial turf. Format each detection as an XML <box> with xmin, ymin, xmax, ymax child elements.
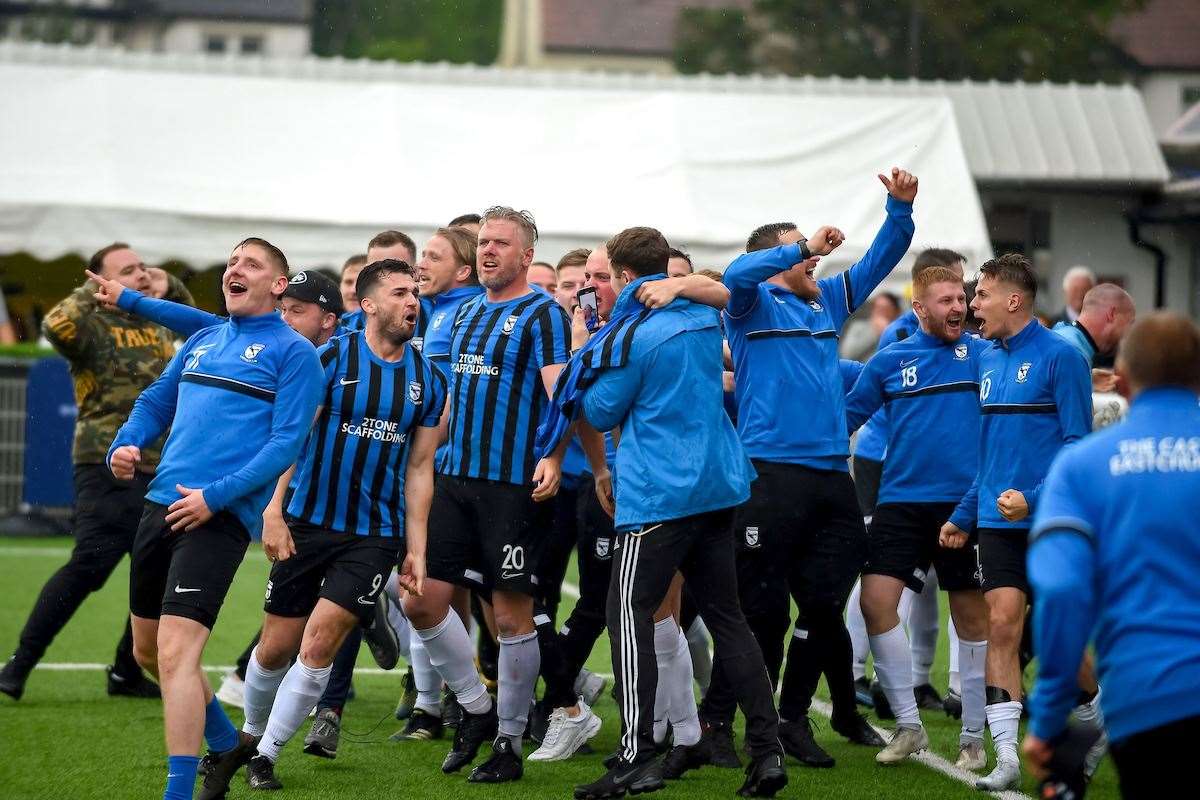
<box><xmin>0</xmin><ymin>537</ymin><xmax>1119</xmax><ymax>799</ymax></box>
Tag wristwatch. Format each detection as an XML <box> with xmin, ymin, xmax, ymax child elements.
<box><xmin>798</xmin><ymin>239</ymin><xmax>812</xmax><ymax>261</ymax></box>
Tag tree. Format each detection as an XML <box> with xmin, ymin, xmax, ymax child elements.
<box><xmin>676</xmin><ymin>0</ymin><xmax>1145</xmax><ymax>83</ymax></box>
<box><xmin>312</xmin><ymin>0</ymin><xmax>502</xmax><ymax>65</ymax></box>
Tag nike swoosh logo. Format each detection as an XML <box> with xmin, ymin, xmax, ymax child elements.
<box><xmin>982</xmin><ymin>370</ymin><xmax>995</xmax><ymax>379</ymax></box>
<box><xmin>339</xmin><ymin>378</ymin><xmax>360</xmax><ymax>386</ymax></box>
<box><xmin>356</xmin><ymin>596</ymin><xmax>375</xmax><ymax>605</ymax></box>
<box><xmin>174</xmin><ymin>585</ymin><xmax>201</xmax><ymax>593</ymax></box>
<box><xmin>773</xmin><ymin>297</ymin><xmax>787</xmax><ymax>304</ymax></box>
<box><xmin>900</xmin><ymin>358</ymin><xmax>918</xmax><ymax>367</ymax></box>
<box><xmin>501</xmin><ymin>571</ymin><xmax>524</xmax><ymax>580</ymax></box>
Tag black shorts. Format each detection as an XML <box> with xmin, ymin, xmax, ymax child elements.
<box><xmin>264</xmin><ymin>518</ymin><xmax>402</xmax><ymax>625</ymax></box>
<box><xmin>852</xmin><ymin>455</ymin><xmax>884</xmax><ymax>520</ymax></box>
<box><xmin>426</xmin><ymin>474</ymin><xmax>552</xmax><ymax>596</ymax></box>
<box><xmin>865</xmin><ymin>502</ymin><xmax>980</xmax><ymax>593</ymax></box>
<box><xmin>977</xmin><ymin>528</ymin><xmax>1030</xmax><ymax>595</ymax></box>
<box><xmin>129</xmin><ymin>502</ymin><xmax>250</xmax><ymax>629</ymax></box>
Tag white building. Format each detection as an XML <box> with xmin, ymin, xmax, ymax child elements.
<box><xmin>0</xmin><ymin>40</ymin><xmax>1196</xmax><ymax>319</ymax></box>
<box><xmin>0</xmin><ymin>0</ymin><xmax>311</xmax><ymax>58</ymax></box>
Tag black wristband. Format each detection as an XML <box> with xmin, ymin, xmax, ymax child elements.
<box><xmin>798</xmin><ymin>239</ymin><xmax>812</xmax><ymax>261</ymax></box>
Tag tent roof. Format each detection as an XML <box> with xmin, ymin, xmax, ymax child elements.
<box><xmin>1</xmin><ymin>42</ymin><xmax>997</xmax><ymax>274</ymax></box>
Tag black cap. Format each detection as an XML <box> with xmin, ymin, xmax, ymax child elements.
<box><xmin>282</xmin><ymin>270</ymin><xmax>343</xmax><ymax>315</ymax></box>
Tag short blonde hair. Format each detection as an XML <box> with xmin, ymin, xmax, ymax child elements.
<box><xmin>912</xmin><ymin>266</ymin><xmax>963</xmax><ymax>299</ymax></box>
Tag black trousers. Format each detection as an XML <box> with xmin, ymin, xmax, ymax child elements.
<box><xmin>540</xmin><ymin>477</ymin><xmax>617</xmax><ymax>709</ymax></box>
<box><xmin>1111</xmin><ymin>714</ymin><xmax>1200</xmax><ymax>798</ymax></box>
<box><xmin>9</xmin><ymin>465</ymin><xmax>149</xmax><ymax>678</ymax></box>
<box><xmin>700</xmin><ymin>461</ymin><xmax>866</xmax><ymax>727</ymax></box>
<box><xmin>608</xmin><ymin>508</ymin><xmax>781</xmax><ymax>763</ymax></box>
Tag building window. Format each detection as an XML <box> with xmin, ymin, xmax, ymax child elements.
<box><xmin>205</xmin><ymin>35</ymin><xmax>226</xmax><ymax>53</ymax></box>
<box><xmin>1183</xmin><ymin>85</ymin><xmax>1200</xmax><ymax>109</ymax></box>
<box><xmin>240</xmin><ymin>35</ymin><xmax>263</xmax><ymax>55</ymax></box>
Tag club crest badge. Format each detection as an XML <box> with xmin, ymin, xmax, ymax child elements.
<box><xmin>241</xmin><ymin>343</ymin><xmax>266</xmax><ymax>362</ymax></box>
<box><xmin>595</xmin><ymin>537</ymin><xmax>611</xmax><ymax>560</ymax></box>
<box><xmin>502</xmin><ymin>315</ymin><xmax>519</xmax><ymax>335</ymax></box>
<box><xmin>1016</xmin><ymin>362</ymin><xmax>1032</xmax><ymax>383</ymax></box>
<box><xmin>954</xmin><ymin>343</ymin><xmax>968</xmax><ymax>360</ymax></box>
<box><xmin>289</xmin><ymin>272</ymin><xmax>307</xmax><ymax>284</ymax></box>
<box><xmin>745</xmin><ymin>526</ymin><xmax>760</xmax><ymax>548</ymax></box>
<box><xmin>408</xmin><ymin>381</ymin><xmax>423</xmax><ymax>404</ymax></box>
<box><xmin>808</xmin><ymin>300</ymin><xmax>823</xmax><ymax>312</ymax></box>
<box><xmin>432</xmin><ymin>311</ymin><xmax>447</xmax><ymax>330</ymax></box>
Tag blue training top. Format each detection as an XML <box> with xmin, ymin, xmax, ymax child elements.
<box><xmin>582</xmin><ymin>280</ymin><xmax>754</xmax><ymax>531</ymax></box>
<box><xmin>287</xmin><ymin>330</ymin><xmax>446</xmax><ymax>538</ymax></box>
<box><xmin>1051</xmin><ymin>320</ymin><xmax>1099</xmax><ymax>367</ymax></box>
<box><xmin>722</xmin><ymin>195</ymin><xmax>915</xmax><ymax>471</ymax></box>
<box><xmin>1028</xmin><ymin>388</ymin><xmax>1200</xmax><ymax>744</ymax></box>
<box><xmin>847</xmin><ymin>330</ymin><xmax>988</xmax><ymax>504</ymax></box>
<box><xmin>854</xmin><ymin>309</ymin><xmax>919</xmax><ymax>462</ymax></box>
<box><xmin>949</xmin><ymin>320</ymin><xmax>1092</xmax><ymax>531</ymax></box>
<box><xmin>108</xmin><ymin>312</ymin><xmax>323</xmax><ymax>537</ymax></box>
<box><xmin>118</xmin><ymin>287</ymin><xmax>225</xmax><ymax>336</ymax></box>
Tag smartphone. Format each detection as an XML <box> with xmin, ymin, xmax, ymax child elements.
<box><xmin>577</xmin><ymin>286</ymin><xmax>601</xmax><ymax>332</ymax></box>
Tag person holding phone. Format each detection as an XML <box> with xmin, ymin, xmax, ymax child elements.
<box><xmin>578</xmin><ymin>286</ymin><xmax>600</xmax><ymax>332</ymax></box>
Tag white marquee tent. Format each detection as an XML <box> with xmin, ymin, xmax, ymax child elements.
<box><xmin>0</xmin><ymin>43</ymin><xmax>992</xmax><ymax>279</ymax></box>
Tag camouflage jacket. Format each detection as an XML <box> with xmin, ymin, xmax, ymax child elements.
<box><xmin>42</xmin><ymin>275</ymin><xmax>194</xmax><ymax>467</ymax></box>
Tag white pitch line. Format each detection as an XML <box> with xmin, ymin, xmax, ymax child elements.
<box><xmin>811</xmin><ymin>699</ymin><xmax>1032</xmax><ymax>800</ymax></box>
<box><xmin>0</xmin><ymin>546</ymin><xmax>73</xmax><ymax>557</ymax></box>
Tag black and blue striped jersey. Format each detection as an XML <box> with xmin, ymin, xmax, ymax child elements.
<box><xmin>287</xmin><ymin>330</ymin><xmax>447</xmax><ymax>537</ymax></box>
<box><xmin>442</xmin><ymin>290</ymin><xmax>570</xmax><ymax>485</ymax></box>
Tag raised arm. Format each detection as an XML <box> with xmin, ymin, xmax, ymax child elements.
<box><xmin>723</xmin><ymin>225</ymin><xmax>843</xmax><ymax>317</ymax></box>
<box><xmin>818</xmin><ymin>169</ymin><xmax>917</xmax><ymax>330</ymax></box>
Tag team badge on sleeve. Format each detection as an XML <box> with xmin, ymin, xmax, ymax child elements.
<box><xmin>407</xmin><ymin>381</ymin><xmax>423</xmax><ymax>404</ymax></box>
<box><xmin>1016</xmin><ymin>362</ymin><xmax>1032</xmax><ymax>383</ymax></box>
